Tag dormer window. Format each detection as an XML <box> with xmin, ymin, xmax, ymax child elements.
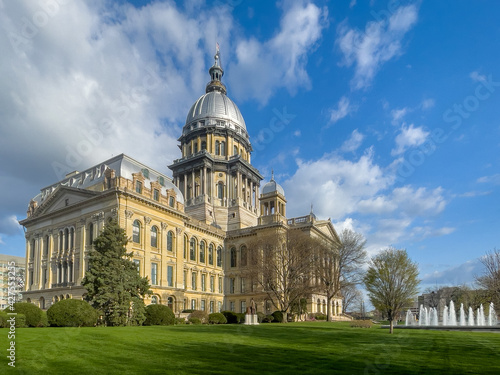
<box><xmin>136</xmin><ymin>181</ymin><xmax>142</xmax><ymax>194</ymax></box>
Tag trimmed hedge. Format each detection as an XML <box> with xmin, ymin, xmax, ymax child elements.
<box><xmin>175</xmin><ymin>317</ymin><xmax>187</xmax><ymax>325</ymax></box>
<box><xmin>7</xmin><ymin>302</ymin><xmax>43</xmax><ymax>327</ymax></box>
<box><xmin>188</xmin><ymin>317</ymin><xmax>201</xmax><ymax>325</ymax></box>
<box><xmin>221</xmin><ymin>311</ymin><xmax>238</xmax><ymax>324</ymax></box>
<box><xmin>262</xmin><ymin>314</ymin><xmax>274</xmax><ymax>323</ymax></box>
<box><xmin>235</xmin><ymin>313</ymin><xmax>245</xmax><ymax>324</ymax></box>
<box><xmin>47</xmin><ymin>299</ymin><xmax>98</xmax><ymax>327</ymax></box>
<box><xmin>38</xmin><ymin>311</ymin><xmax>48</xmax><ymax>327</ymax></box>
<box><xmin>272</xmin><ymin>311</ymin><xmax>284</xmax><ymax>323</ymax></box>
<box><xmin>256</xmin><ymin>312</ymin><xmax>266</xmax><ymax>323</ymax></box>
<box><xmin>144</xmin><ymin>304</ymin><xmax>175</xmax><ymax>326</ymax></box>
<box><xmin>350</xmin><ymin>320</ymin><xmax>373</xmax><ymax>328</ymax></box>
<box><xmin>315</xmin><ymin>313</ymin><xmax>327</xmax><ymax>321</ymax></box>
<box><xmin>208</xmin><ymin>313</ymin><xmax>227</xmax><ymax>324</ymax></box>
<box><xmin>0</xmin><ymin>312</ymin><xmax>27</xmax><ymax>328</ymax></box>
<box><xmin>189</xmin><ymin>310</ymin><xmax>208</xmax><ymax>324</ymax></box>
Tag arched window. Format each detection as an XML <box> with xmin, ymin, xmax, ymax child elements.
<box><xmin>69</xmin><ymin>228</ymin><xmax>74</xmax><ymax>249</ymax></box>
<box><xmin>217</xmin><ymin>246</ymin><xmax>222</xmax><ymax>267</ymax></box>
<box><xmin>194</xmin><ymin>142</ymin><xmax>198</xmax><ymax>154</ymax></box>
<box><xmin>234</xmin><ymin>145</ymin><xmax>238</xmax><ymax>156</ymax></box>
<box><xmin>230</xmin><ymin>247</ymin><xmax>237</xmax><ymax>267</ymax></box>
<box><xmin>192</xmin><ymin>272</ymin><xmax>197</xmax><ymax>290</ymax></box>
<box><xmin>167</xmin><ymin>231</ymin><xmax>173</xmax><ymax>251</ymax></box>
<box><xmin>150</xmin><ymin>226</ymin><xmax>158</xmax><ymax>248</ymax></box>
<box><xmin>208</xmin><ymin>244</ymin><xmax>214</xmax><ymax>265</ymax></box>
<box><xmin>190</xmin><ymin>238</ymin><xmax>196</xmax><ymax>261</ymax></box>
<box><xmin>151</xmin><ymin>295</ymin><xmax>158</xmax><ymax>304</ymax></box>
<box><xmin>201</xmin><ymin>141</ymin><xmax>207</xmax><ymax>150</ymax></box>
<box><xmin>64</xmin><ymin>228</ymin><xmax>69</xmax><ymax>250</ymax></box>
<box><xmin>30</xmin><ymin>239</ymin><xmax>35</xmax><ymax>259</ymax></box>
<box><xmin>183</xmin><ymin>235</ymin><xmax>188</xmax><ymax>259</ymax></box>
<box><xmin>215</xmin><ymin>141</ymin><xmax>220</xmax><ymax>156</ymax></box>
<box><xmin>220</xmin><ymin>141</ymin><xmax>226</xmax><ymax>156</ymax></box>
<box><xmin>217</xmin><ymin>182</ymin><xmax>224</xmax><ymax>199</ymax></box>
<box><xmin>40</xmin><ymin>297</ymin><xmax>45</xmax><ymax>310</ymax></box>
<box><xmin>132</xmin><ymin>220</ymin><xmax>141</xmax><ymax>243</ymax></box>
<box><xmin>200</xmin><ymin>241</ymin><xmax>206</xmax><ymax>263</ymax></box>
<box><xmin>240</xmin><ymin>246</ymin><xmax>247</xmax><ymax>267</ymax></box>
<box><xmin>88</xmin><ymin>223</ymin><xmax>94</xmax><ymax>247</ymax></box>
<box><xmin>168</xmin><ymin>296</ymin><xmax>174</xmax><ymax>311</ymax></box>
<box><xmin>59</xmin><ymin>231</ymin><xmax>63</xmax><ymax>252</ymax></box>
<box><xmin>44</xmin><ymin>235</ymin><xmax>49</xmax><ymax>256</ymax></box>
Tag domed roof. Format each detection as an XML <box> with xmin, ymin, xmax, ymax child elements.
<box><xmin>262</xmin><ymin>173</ymin><xmax>285</xmax><ymax>197</ymax></box>
<box><xmin>185</xmin><ymin>91</ymin><xmax>246</xmax><ymax>130</ymax></box>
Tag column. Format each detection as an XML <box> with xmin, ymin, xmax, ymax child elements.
<box><xmin>79</xmin><ymin>224</ymin><xmax>86</xmax><ymax>283</ymax></box>
<box><xmin>191</xmin><ymin>169</ymin><xmax>195</xmax><ymax>198</ymax></box>
<box><xmin>250</xmin><ymin>181</ymin><xmax>254</xmax><ymax>208</ymax></box>
<box><xmin>183</xmin><ymin>175</ymin><xmax>187</xmax><ymax>200</ymax></box>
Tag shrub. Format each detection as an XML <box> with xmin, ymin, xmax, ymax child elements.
<box><xmin>221</xmin><ymin>311</ymin><xmax>238</xmax><ymax>324</ymax></box>
<box><xmin>0</xmin><ymin>311</ymin><xmax>8</xmax><ymax>328</ymax></box>
<box><xmin>315</xmin><ymin>313</ymin><xmax>327</xmax><ymax>321</ymax></box>
<box><xmin>256</xmin><ymin>312</ymin><xmax>266</xmax><ymax>323</ymax></box>
<box><xmin>188</xmin><ymin>317</ymin><xmax>201</xmax><ymax>325</ymax></box>
<box><xmin>272</xmin><ymin>311</ymin><xmax>284</xmax><ymax>323</ymax></box>
<box><xmin>181</xmin><ymin>309</ymin><xmax>194</xmax><ymax>313</ymax></box>
<box><xmin>188</xmin><ymin>310</ymin><xmax>208</xmax><ymax>324</ymax></box>
<box><xmin>144</xmin><ymin>304</ymin><xmax>175</xmax><ymax>326</ymax></box>
<box><xmin>208</xmin><ymin>313</ymin><xmax>227</xmax><ymax>324</ymax></box>
<box><xmin>175</xmin><ymin>317</ymin><xmax>187</xmax><ymax>325</ymax></box>
<box><xmin>350</xmin><ymin>320</ymin><xmax>373</xmax><ymax>328</ymax></box>
<box><xmin>38</xmin><ymin>311</ymin><xmax>48</xmax><ymax>327</ymax></box>
<box><xmin>15</xmin><ymin>314</ymin><xmax>27</xmax><ymax>328</ymax></box>
<box><xmin>262</xmin><ymin>314</ymin><xmax>274</xmax><ymax>323</ymax></box>
<box><xmin>235</xmin><ymin>313</ymin><xmax>245</xmax><ymax>324</ymax></box>
<box><xmin>8</xmin><ymin>303</ymin><xmax>43</xmax><ymax>327</ymax></box>
<box><xmin>47</xmin><ymin>299</ymin><xmax>98</xmax><ymax>327</ymax></box>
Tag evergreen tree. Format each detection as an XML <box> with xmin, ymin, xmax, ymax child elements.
<box><xmin>82</xmin><ymin>219</ymin><xmax>151</xmax><ymax>326</ymax></box>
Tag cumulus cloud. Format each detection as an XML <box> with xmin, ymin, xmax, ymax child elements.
<box><xmin>228</xmin><ymin>2</ymin><xmax>328</xmax><ymax>104</ymax></box>
<box><xmin>420</xmin><ymin>259</ymin><xmax>483</xmax><ymax>287</ymax></box>
<box><xmin>283</xmin><ymin>148</ymin><xmax>449</xmax><ymax>255</ymax></box>
<box><xmin>336</xmin><ymin>4</ymin><xmax>419</xmax><ymax>89</ymax></box>
<box><xmin>392</xmin><ymin>124</ymin><xmax>430</xmax><ymax>155</ymax></box>
<box><xmin>391</xmin><ymin>107</ymin><xmax>408</xmax><ymax>125</ymax></box>
<box><xmin>340</xmin><ymin>129</ymin><xmax>364</xmax><ymax>153</ymax></box>
<box><xmin>470</xmin><ymin>71</ymin><xmax>486</xmax><ymax>82</ymax></box>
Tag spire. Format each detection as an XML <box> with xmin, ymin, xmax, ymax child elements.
<box><xmin>206</xmin><ymin>43</ymin><xmax>227</xmax><ymax>94</ymax></box>
<box><xmin>271</xmin><ymin>169</ymin><xmax>274</xmax><ymax>181</ymax></box>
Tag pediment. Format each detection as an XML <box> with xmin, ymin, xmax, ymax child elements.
<box><xmin>33</xmin><ymin>186</ymin><xmax>101</xmax><ymax>217</ymax></box>
<box><xmin>314</xmin><ymin>221</ymin><xmax>340</xmax><ymax>242</ymax></box>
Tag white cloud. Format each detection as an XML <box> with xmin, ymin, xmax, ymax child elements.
<box><xmin>477</xmin><ymin>174</ymin><xmax>500</xmax><ymax>185</ymax></box>
<box><xmin>392</xmin><ymin>124</ymin><xmax>430</xmax><ymax>155</ymax></box>
<box><xmin>228</xmin><ymin>2</ymin><xmax>328</xmax><ymax>104</ymax></box>
<box><xmin>391</xmin><ymin>107</ymin><xmax>408</xmax><ymax>125</ymax></box>
<box><xmin>420</xmin><ymin>259</ymin><xmax>483</xmax><ymax>287</ymax></box>
<box><xmin>349</xmin><ymin>0</ymin><xmax>357</xmax><ymax>8</ymax></box>
<box><xmin>470</xmin><ymin>71</ymin><xmax>486</xmax><ymax>82</ymax></box>
<box><xmin>421</xmin><ymin>98</ymin><xmax>435</xmax><ymax>110</ymax></box>
<box><xmin>293</xmin><ymin>130</ymin><xmax>302</xmax><ymax>137</ymax></box>
<box><xmin>328</xmin><ymin>96</ymin><xmax>353</xmax><ymax>125</ymax></box>
<box><xmin>340</xmin><ymin>129</ymin><xmax>364</xmax><ymax>152</ymax></box>
<box><xmin>336</xmin><ymin>4</ymin><xmax>419</xmax><ymax>89</ymax></box>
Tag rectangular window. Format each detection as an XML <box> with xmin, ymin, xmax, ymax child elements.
<box><xmin>136</xmin><ymin>180</ymin><xmax>142</xmax><ymax>194</ymax></box>
<box><xmin>201</xmin><ymin>299</ymin><xmax>206</xmax><ymax>311</ymax></box>
<box><xmin>218</xmin><ymin>301</ymin><xmax>222</xmax><ymax>313</ymax></box>
<box><xmin>169</xmin><ymin>196</ymin><xmax>175</xmax><ymax>207</ymax></box>
<box><xmin>133</xmin><ymin>259</ymin><xmax>140</xmax><ymax>272</ymax></box>
<box><xmin>43</xmin><ymin>268</ymin><xmax>47</xmax><ymax>286</ymax></box>
<box><xmin>30</xmin><ymin>271</ymin><xmax>33</xmax><ymax>286</ymax></box>
<box><xmin>229</xmin><ymin>278</ymin><xmax>235</xmax><ymax>294</ymax></box>
<box><xmin>217</xmin><ymin>248</ymin><xmax>222</xmax><ymax>267</ymax></box>
<box><xmin>218</xmin><ymin>277</ymin><xmax>223</xmax><ymax>293</ymax></box>
<box><xmin>210</xmin><ymin>276</ymin><xmax>215</xmax><ymax>292</ymax></box>
<box><xmin>210</xmin><ymin>301</ymin><xmax>214</xmax><ymax>314</ymax></box>
<box><xmin>151</xmin><ymin>263</ymin><xmax>158</xmax><ymax>285</ymax></box>
<box><xmin>241</xmin><ymin>278</ymin><xmax>245</xmax><ymax>293</ymax></box>
<box><xmin>167</xmin><ymin>266</ymin><xmax>173</xmax><ymax>287</ymax></box>
<box><xmin>183</xmin><ymin>299</ymin><xmax>187</xmax><ymax>310</ymax></box>
<box><xmin>230</xmin><ymin>301</ymin><xmax>235</xmax><ymax>312</ymax></box>
<box><xmin>241</xmin><ymin>301</ymin><xmax>246</xmax><ymax>314</ymax></box>
<box><xmin>191</xmin><ymin>299</ymin><xmax>196</xmax><ymax>310</ymax></box>
<box><xmin>153</xmin><ymin>189</ymin><xmax>160</xmax><ymax>201</ymax></box>
<box><xmin>201</xmin><ymin>274</ymin><xmax>206</xmax><ymax>291</ymax></box>
<box><xmin>184</xmin><ymin>270</ymin><xmax>187</xmax><ymax>289</ymax></box>
<box><xmin>192</xmin><ymin>272</ymin><xmax>197</xmax><ymax>290</ymax></box>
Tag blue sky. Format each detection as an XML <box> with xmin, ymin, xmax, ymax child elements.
<box><xmin>1</xmin><ymin>0</ymin><xmax>499</xmax><ymax>292</ymax></box>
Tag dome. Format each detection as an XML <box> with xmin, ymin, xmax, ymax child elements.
<box><xmin>185</xmin><ymin>91</ymin><xmax>246</xmax><ymax>131</ymax></box>
<box><xmin>262</xmin><ymin>175</ymin><xmax>285</xmax><ymax>197</ymax></box>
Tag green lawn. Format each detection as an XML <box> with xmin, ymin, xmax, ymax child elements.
<box><xmin>2</xmin><ymin>322</ymin><xmax>500</xmax><ymax>374</ymax></box>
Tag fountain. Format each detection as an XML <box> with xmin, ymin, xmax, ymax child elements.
<box><xmin>404</xmin><ymin>302</ymin><xmax>498</xmax><ymax>329</ymax></box>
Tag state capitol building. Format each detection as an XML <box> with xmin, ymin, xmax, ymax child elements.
<box><xmin>20</xmin><ymin>51</ymin><xmax>342</xmax><ymax>318</ymax></box>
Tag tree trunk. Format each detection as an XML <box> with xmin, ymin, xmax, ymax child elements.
<box><xmin>326</xmin><ymin>294</ymin><xmax>331</xmax><ymax>322</ymax></box>
<box><xmin>282</xmin><ymin>311</ymin><xmax>288</xmax><ymax>323</ymax></box>
<box><xmin>389</xmin><ymin>320</ymin><xmax>394</xmax><ymax>334</ymax></box>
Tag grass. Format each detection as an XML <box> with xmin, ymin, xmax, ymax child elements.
<box><xmin>2</xmin><ymin>322</ymin><xmax>500</xmax><ymax>374</ymax></box>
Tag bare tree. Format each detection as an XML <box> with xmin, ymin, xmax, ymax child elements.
<box><xmin>364</xmin><ymin>248</ymin><xmax>420</xmax><ymax>334</ymax></box>
<box><xmin>342</xmin><ymin>283</ymin><xmax>363</xmax><ymax>314</ymax></box>
<box><xmin>476</xmin><ymin>249</ymin><xmax>500</xmax><ymax>306</ymax></box>
<box><xmin>246</xmin><ymin>229</ymin><xmax>318</xmax><ymax>323</ymax></box>
<box><xmin>317</xmin><ymin>228</ymin><xmax>367</xmax><ymax>321</ymax></box>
